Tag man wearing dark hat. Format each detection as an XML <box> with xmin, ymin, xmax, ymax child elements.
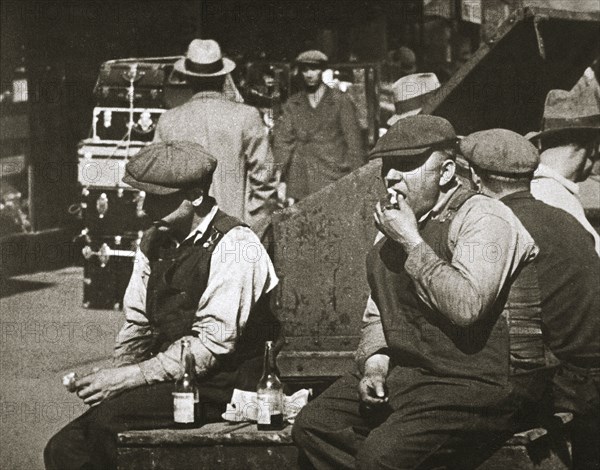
<box><xmin>293</xmin><ymin>116</ymin><xmax>543</xmax><ymax>469</ymax></box>
<box><xmin>461</xmin><ymin>129</ymin><xmax>600</xmax><ymax>470</ymax></box>
<box><xmin>528</xmin><ymin>84</ymin><xmax>600</xmax><ymax>255</ymax></box>
<box><xmin>154</xmin><ymin>39</ymin><xmax>278</xmax><ymax>238</ymax></box>
<box><xmin>274</xmin><ymin>49</ymin><xmax>365</xmax><ymax>202</ymax></box>
<box><xmin>44</xmin><ymin>142</ymin><xmax>279</xmax><ymax>470</ymax></box>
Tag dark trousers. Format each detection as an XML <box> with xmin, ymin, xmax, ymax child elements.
<box><xmin>44</xmin><ymin>382</ymin><xmax>228</xmax><ymax>470</ymax></box>
<box><xmin>554</xmin><ymin>365</ymin><xmax>600</xmax><ymax>470</ymax></box>
<box><xmin>292</xmin><ymin>367</ymin><xmax>546</xmax><ymax>470</ymax></box>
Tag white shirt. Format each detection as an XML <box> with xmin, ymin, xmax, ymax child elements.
<box><xmin>531</xmin><ymin>163</ymin><xmax>600</xmax><ymax>256</ymax></box>
<box><xmin>113</xmin><ymin>205</ymin><xmax>279</xmax><ymax>383</ymax></box>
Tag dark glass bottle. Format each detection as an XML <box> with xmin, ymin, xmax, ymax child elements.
<box><xmin>256</xmin><ymin>341</ymin><xmax>285</xmax><ymax>430</ymax></box>
<box><xmin>173</xmin><ymin>339</ymin><xmax>199</xmax><ymax>428</ymax></box>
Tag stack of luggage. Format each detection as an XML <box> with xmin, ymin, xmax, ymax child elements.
<box><xmin>76</xmin><ymin>57</ymin><xmax>192</xmax><ymax>308</ymax></box>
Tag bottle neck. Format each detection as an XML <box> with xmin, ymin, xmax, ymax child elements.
<box><xmin>262</xmin><ymin>342</ymin><xmax>278</xmax><ymax>376</ymax></box>
<box><xmin>180</xmin><ymin>341</ymin><xmax>194</xmax><ymax>376</ymax></box>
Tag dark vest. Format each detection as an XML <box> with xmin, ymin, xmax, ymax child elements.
<box><xmin>367</xmin><ymin>187</ymin><xmax>554</xmax><ymax>386</ymax></box>
<box><xmin>143</xmin><ymin>210</ymin><xmax>280</xmax><ymax>387</ymax></box>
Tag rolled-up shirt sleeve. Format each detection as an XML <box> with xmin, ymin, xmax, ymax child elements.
<box><xmin>405</xmin><ymin>195</ymin><xmax>538</xmax><ymax>327</ymax></box>
<box><xmin>137</xmin><ymin>226</ymin><xmax>279</xmax><ymax>384</ymax></box>
<box><xmin>355</xmin><ymin>295</ymin><xmax>388</xmax><ymax>372</ymax></box>
<box><xmin>113</xmin><ymin>249</ymin><xmax>158</xmax><ymax>367</ymax></box>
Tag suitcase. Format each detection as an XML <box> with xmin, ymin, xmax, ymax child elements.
<box><xmin>82</xmin><ymin>232</ymin><xmax>142</xmax><ymax>309</ymax></box>
<box><xmin>271</xmin><ymin>6</ymin><xmax>600</xmax><ymax>379</ymax></box>
<box><xmin>78</xmin><ymin>141</ymin><xmax>145</xmax><ymax>188</ymax></box>
<box><xmin>93</xmin><ymin>59</ymin><xmax>172</xmax><ymax>108</ymax></box>
<box><xmin>92</xmin><ymin>106</ymin><xmax>165</xmax><ymax>143</ymax></box>
<box><xmin>80</xmin><ymin>186</ymin><xmax>151</xmax><ymax>236</ymax></box>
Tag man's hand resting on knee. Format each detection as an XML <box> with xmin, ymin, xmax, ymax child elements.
<box><xmin>74</xmin><ymin>365</ymin><xmax>146</xmax><ymax>407</ymax></box>
<box><xmin>358</xmin><ymin>353</ymin><xmax>390</xmax><ymax>407</ymax></box>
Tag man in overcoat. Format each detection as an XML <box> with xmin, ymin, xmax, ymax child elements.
<box><xmin>273</xmin><ymin>50</ymin><xmax>365</xmax><ymax>202</ymax></box>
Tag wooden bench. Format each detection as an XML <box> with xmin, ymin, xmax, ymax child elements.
<box><xmin>117</xmin><ymin>414</ymin><xmax>572</xmax><ymax>470</ymax></box>
<box><xmin>117</xmin><ymin>422</ymin><xmax>298</xmax><ymax>470</ymax></box>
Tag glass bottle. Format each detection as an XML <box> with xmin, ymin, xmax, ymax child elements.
<box><xmin>173</xmin><ymin>339</ymin><xmax>199</xmax><ymax>427</ymax></box>
<box><xmin>256</xmin><ymin>341</ymin><xmax>285</xmax><ymax>430</ymax></box>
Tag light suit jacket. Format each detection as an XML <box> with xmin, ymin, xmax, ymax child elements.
<box><xmin>154</xmin><ymin>91</ymin><xmax>278</xmax><ymax>234</ymax></box>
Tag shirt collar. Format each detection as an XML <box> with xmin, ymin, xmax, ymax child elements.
<box><xmin>535</xmin><ymin>163</ymin><xmax>579</xmax><ymax>195</ymax></box>
<box><xmin>419</xmin><ymin>180</ymin><xmax>462</xmax><ymax>223</ymax></box>
<box><xmin>191</xmin><ymin>90</ymin><xmax>227</xmax><ymax>101</ymax></box>
<box><xmin>182</xmin><ymin>204</ymin><xmax>219</xmax><ymax>244</ymax></box>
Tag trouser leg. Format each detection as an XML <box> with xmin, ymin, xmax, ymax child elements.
<box><xmin>44</xmin><ymin>410</ymin><xmax>95</xmax><ymax>470</ymax></box>
<box><xmin>294</xmin><ymin>367</ymin><xmax>542</xmax><ymax>470</ymax></box>
<box><xmin>44</xmin><ymin>382</ymin><xmax>228</xmax><ymax>470</ymax></box>
<box><xmin>355</xmin><ymin>369</ymin><xmax>537</xmax><ymax>470</ymax></box>
<box><xmin>571</xmin><ymin>414</ymin><xmax>600</xmax><ymax>470</ymax></box>
<box><xmin>292</xmin><ymin>372</ymin><xmax>384</xmax><ymax>470</ymax></box>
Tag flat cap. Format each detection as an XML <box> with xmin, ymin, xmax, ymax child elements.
<box><xmin>123</xmin><ymin>141</ymin><xmax>217</xmax><ymax>195</ymax></box>
<box><xmin>295</xmin><ymin>50</ymin><xmax>328</xmax><ymax>65</ymax></box>
<box><xmin>460</xmin><ymin>129</ymin><xmax>539</xmax><ymax>175</ymax></box>
<box><xmin>369</xmin><ymin>115</ymin><xmax>457</xmax><ymax>159</ymax></box>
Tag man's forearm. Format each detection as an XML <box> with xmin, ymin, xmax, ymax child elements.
<box><xmin>118</xmin><ymin>364</ymin><xmax>147</xmax><ymax>389</ymax></box>
<box><xmin>405</xmin><ymin>241</ymin><xmax>483</xmax><ymax>327</ymax></box>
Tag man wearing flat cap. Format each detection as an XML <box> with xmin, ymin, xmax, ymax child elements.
<box><xmin>45</xmin><ymin>142</ymin><xmax>279</xmax><ymax>470</ymax></box>
<box><xmin>274</xmin><ymin>49</ymin><xmax>365</xmax><ymax>202</ymax></box>
<box><xmin>154</xmin><ymin>39</ymin><xmax>278</xmax><ymax>238</ymax></box>
<box><xmin>293</xmin><ymin>116</ymin><xmax>545</xmax><ymax>469</ymax></box>
<box><xmin>462</xmin><ymin>129</ymin><xmax>600</xmax><ymax>470</ymax></box>
<box><xmin>528</xmin><ymin>83</ymin><xmax>600</xmax><ymax>255</ymax></box>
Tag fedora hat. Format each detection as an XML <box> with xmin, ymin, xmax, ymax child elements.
<box><xmin>528</xmin><ymin>77</ymin><xmax>600</xmax><ymax>144</ymax></box>
<box><xmin>174</xmin><ymin>39</ymin><xmax>236</xmax><ymax>77</ymax></box>
<box><xmin>387</xmin><ymin>73</ymin><xmax>441</xmax><ymax>127</ymax></box>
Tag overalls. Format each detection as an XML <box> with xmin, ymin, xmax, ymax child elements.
<box><xmin>293</xmin><ymin>188</ymin><xmax>554</xmax><ymax>470</ymax></box>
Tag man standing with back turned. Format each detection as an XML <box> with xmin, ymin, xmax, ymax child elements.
<box><xmin>293</xmin><ymin>116</ymin><xmax>547</xmax><ymax>469</ymax></box>
<box><xmin>154</xmin><ymin>39</ymin><xmax>278</xmax><ymax>237</ymax></box>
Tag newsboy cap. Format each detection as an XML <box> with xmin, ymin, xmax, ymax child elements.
<box><xmin>295</xmin><ymin>50</ymin><xmax>328</xmax><ymax>65</ymax></box>
<box><xmin>123</xmin><ymin>141</ymin><xmax>217</xmax><ymax>195</ymax></box>
<box><xmin>460</xmin><ymin>129</ymin><xmax>539</xmax><ymax>175</ymax></box>
<box><xmin>369</xmin><ymin>115</ymin><xmax>458</xmax><ymax>160</ymax></box>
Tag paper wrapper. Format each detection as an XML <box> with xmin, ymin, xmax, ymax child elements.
<box><xmin>222</xmin><ymin>388</ymin><xmax>311</xmax><ymax>424</ymax></box>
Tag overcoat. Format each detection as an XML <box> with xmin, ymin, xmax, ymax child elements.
<box><xmin>274</xmin><ymin>87</ymin><xmax>365</xmax><ymax>200</ymax></box>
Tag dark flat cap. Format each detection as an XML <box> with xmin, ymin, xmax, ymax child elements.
<box><xmin>460</xmin><ymin>129</ymin><xmax>539</xmax><ymax>175</ymax></box>
<box><xmin>123</xmin><ymin>141</ymin><xmax>217</xmax><ymax>195</ymax></box>
<box><xmin>295</xmin><ymin>50</ymin><xmax>328</xmax><ymax>65</ymax></box>
<box><xmin>369</xmin><ymin>115</ymin><xmax>457</xmax><ymax>160</ymax></box>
